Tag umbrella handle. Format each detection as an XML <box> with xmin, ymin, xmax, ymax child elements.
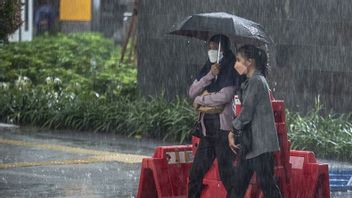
<box><xmin>217</xmin><ymin>41</ymin><xmax>221</xmax><ymax>64</ymax></box>
<box><xmin>215</xmin><ymin>41</ymin><xmax>221</xmax><ymax>81</ymax></box>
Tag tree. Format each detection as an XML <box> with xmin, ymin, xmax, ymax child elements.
<box><xmin>0</xmin><ymin>0</ymin><xmax>23</xmax><ymax>43</ymax></box>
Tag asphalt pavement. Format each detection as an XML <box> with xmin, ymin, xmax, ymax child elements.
<box><xmin>0</xmin><ymin>124</ymin><xmax>167</xmax><ymax>198</ymax></box>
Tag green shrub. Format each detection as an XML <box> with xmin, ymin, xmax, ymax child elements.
<box><xmin>286</xmin><ymin>97</ymin><xmax>352</xmax><ymax>161</ymax></box>
<box><xmin>0</xmin><ymin>32</ymin><xmax>136</xmax><ymax>99</ymax></box>
<box><xmin>0</xmin><ymin>0</ymin><xmax>23</xmax><ymax>42</ymax></box>
<box><xmin>0</xmin><ymin>85</ymin><xmax>196</xmax><ymax>143</ymax></box>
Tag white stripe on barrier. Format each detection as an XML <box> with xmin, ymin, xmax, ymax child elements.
<box><xmin>348</xmin><ymin>175</ymin><xmax>352</xmax><ymax>186</ymax></box>
<box><xmin>165</xmin><ymin>151</ymin><xmax>193</xmax><ymax>164</ymax></box>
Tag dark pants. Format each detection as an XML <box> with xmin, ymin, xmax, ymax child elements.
<box><xmin>230</xmin><ymin>152</ymin><xmax>282</xmax><ymax>198</ymax></box>
<box><xmin>188</xmin><ymin>114</ymin><xmax>236</xmax><ymax>198</ymax></box>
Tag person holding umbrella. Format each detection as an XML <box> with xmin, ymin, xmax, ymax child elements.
<box><xmin>188</xmin><ymin>34</ymin><xmax>243</xmax><ymax>198</ymax></box>
<box><xmin>228</xmin><ymin>45</ymin><xmax>282</xmax><ymax>198</ymax></box>
<box><xmin>169</xmin><ymin>12</ymin><xmax>275</xmax><ymax>197</ymax></box>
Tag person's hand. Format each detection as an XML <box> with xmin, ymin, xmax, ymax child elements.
<box><xmin>193</xmin><ymin>101</ymin><xmax>200</xmax><ymax>110</ymax></box>
<box><xmin>210</xmin><ymin>63</ymin><xmax>221</xmax><ymax>76</ymax></box>
<box><xmin>201</xmin><ymin>90</ymin><xmax>210</xmax><ymax>96</ymax></box>
<box><xmin>228</xmin><ymin>132</ymin><xmax>240</xmax><ymax>154</ymax></box>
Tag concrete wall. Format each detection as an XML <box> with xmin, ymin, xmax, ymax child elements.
<box><xmin>137</xmin><ymin>0</ymin><xmax>352</xmax><ymax>113</ymax></box>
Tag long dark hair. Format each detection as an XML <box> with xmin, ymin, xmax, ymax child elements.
<box><xmin>237</xmin><ymin>45</ymin><xmax>268</xmax><ymax>77</ymax></box>
<box><xmin>208</xmin><ymin>34</ymin><xmax>232</xmax><ymax>57</ymax></box>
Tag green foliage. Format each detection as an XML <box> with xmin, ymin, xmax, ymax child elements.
<box><xmin>0</xmin><ymin>32</ymin><xmax>137</xmax><ymax>99</ymax></box>
<box><xmin>0</xmin><ymin>32</ymin><xmax>194</xmax><ymax>142</ymax></box>
<box><xmin>0</xmin><ymin>86</ymin><xmax>196</xmax><ymax>143</ymax></box>
<box><xmin>0</xmin><ymin>0</ymin><xmax>23</xmax><ymax>42</ymax></box>
<box><xmin>286</xmin><ymin>97</ymin><xmax>352</xmax><ymax>161</ymax></box>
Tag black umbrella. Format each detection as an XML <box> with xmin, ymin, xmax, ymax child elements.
<box><xmin>169</xmin><ymin>12</ymin><xmax>272</xmax><ymax>46</ymax></box>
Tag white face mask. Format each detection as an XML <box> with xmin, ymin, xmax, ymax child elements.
<box><xmin>208</xmin><ymin>49</ymin><xmax>223</xmax><ymax>63</ymax></box>
<box><xmin>235</xmin><ymin>62</ymin><xmax>248</xmax><ymax>75</ymax></box>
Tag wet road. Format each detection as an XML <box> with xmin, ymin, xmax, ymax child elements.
<box><xmin>0</xmin><ymin>124</ymin><xmax>351</xmax><ymax>198</ymax></box>
<box><xmin>0</xmin><ymin>124</ymin><xmax>170</xmax><ymax>198</ymax></box>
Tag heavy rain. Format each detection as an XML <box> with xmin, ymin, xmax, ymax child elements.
<box><xmin>0</xmin><ymin>0</ymin><xmax>351</xmax><ymax>197</ymax></box>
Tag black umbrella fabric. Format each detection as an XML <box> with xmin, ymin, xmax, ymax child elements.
<box><xmin>169</xmin><ymin>12</ymin><xmax>271</xmax><ymax>46</ymax></box>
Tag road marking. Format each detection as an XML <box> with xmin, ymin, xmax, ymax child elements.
<box><xmin>0</xmin><ymin>137</ymin><xmax>149</xmax><ymax>169</ymax></box>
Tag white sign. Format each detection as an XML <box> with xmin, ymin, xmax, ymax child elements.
<box><xmin>165</xmin><ymin>151</ymin><xmax>194</xmax><ymax>164</ymax></box>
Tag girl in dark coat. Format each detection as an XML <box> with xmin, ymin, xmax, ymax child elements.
<box><xmin>228</xmin><ymin>45</ymin><xmax>282</xmax><ymax>198</ymax></box>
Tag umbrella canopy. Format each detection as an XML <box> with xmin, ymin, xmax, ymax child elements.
<box><xmin>169</xmin><ymin>12</ymin><xmax>271</xmax><ymax>46</ymax></box>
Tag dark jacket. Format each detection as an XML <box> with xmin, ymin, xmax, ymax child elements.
<box><xmin>232</xmin><ymin>70</ymin><xmax>280</xmax><ymax>159</ymax></box>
